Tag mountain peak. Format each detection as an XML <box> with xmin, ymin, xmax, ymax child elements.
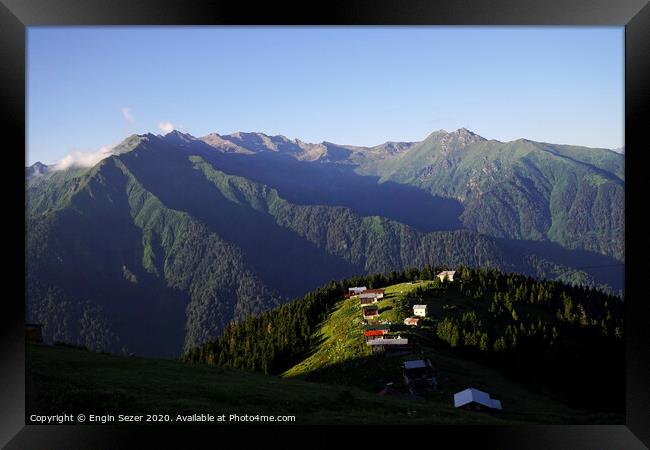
<box><xmin>424</xmin><ymin>128</ymin><xmax>485</xmax><ymax>146</ymax></box>
<box><xmin>452</xmin><ymin>128</ymin><xmax>483</xmax><ymax>139</ymax></box>
<box><xmin>444</xmin><ymin>128</ymin><xmax>486</xmax><ymax>145</ymax></box>
<box><xmin>165</xmin><ymin>129</ymin><xmax>194</xmax><ymax>138</ymax></box>
<box><xmin>26</xmin><ymin>161</ymin><xmax>49</xmax><ymax>179</ymax></box>
<box><xmin>162</xmin><ymin>130</ymin><xmax>196</xmax><ymax>145</ymax></box>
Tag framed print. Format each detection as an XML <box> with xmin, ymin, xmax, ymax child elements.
<box><xmin>2</xmin><ymin>0</ymin><xmax>649</xmax><ymax>448</ymax></box>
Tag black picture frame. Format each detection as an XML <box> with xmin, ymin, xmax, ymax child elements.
<box><xmin>2</xmin><ymin>0</ymin><xmax>648</xmax><ymax>447</ymax></box>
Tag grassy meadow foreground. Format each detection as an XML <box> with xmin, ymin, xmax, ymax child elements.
<box><xmin>27</xmin><ymin>342</ymin><xmax>617</xmax><ymax>425</ymax></box>
<box><xmin>28</xmin><ymin>342</ymin><xmax>508</xmax><ymax>425</ymax></box>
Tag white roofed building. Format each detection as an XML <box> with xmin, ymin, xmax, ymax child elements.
<box><xmin>367</xmin><ymin>337</ymin><xmax>409</xmax><ymax>355</ymax></box>
<box><xmin>359</xmin><ymin>290</ymin><xmax>384</xmax><ymax>300</ymax></box>
<box><xmin>367</xmin><ymin>338</ymin><xmax>408</xmax><ymax>346</ymax></box>
<box><xmin>436</xmin><ymin>270</ymin><xmax>456</xmax><ymax>282</ymax></box>
<box><xmin>413</xmin><ymin>304</ymin><xmax>427</xmax><ymax>317</ymax></box>
<box><xmin>453</xmin><ymin>387</ymin><xmax>502</xmax><ymax>411</ymax></box>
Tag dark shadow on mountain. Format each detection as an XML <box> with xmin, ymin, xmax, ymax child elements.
<box><xmin>284</xmin><ymin>337</ymin><xmax>623</xmax><ymax>420</ymax></box>
<box><xmin>496</xmin><ymin>237</ymin><xmax>624</xmax><ymax>293</ymax></box>
<box><xmin>285</xmin><ymin>353</ymin><xmax>411</xmax><ymax>393</ymax></box>
<box><xmin>27</xmin><ymin>159</ymin><xmax>189</xmax><ymax>358</ymax></box>
<box><xmin>130</xmin><ymin>138</ymin><xmax>623</xmax><ymax>295</ymax></box>
<box><xmin>537</xmin><ymin>144</ymin><xmax>625</xmax><ymax>183</ymax></box>
<box><xmin>193</xmin><ymin>147</ymin><xmax>464</xmax><ymax>232</ymax></box>
<box><xmin>118</xmin><ymin>143</ymin><xmax>361</xmax><ymax>299</ymax></box>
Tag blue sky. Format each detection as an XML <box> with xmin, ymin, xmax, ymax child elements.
<box><xmin>27</xmin><ymin>26</ymin><xmax>624</xmax><ymax>166</ymax></box>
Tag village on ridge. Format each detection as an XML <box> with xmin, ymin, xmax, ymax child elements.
<box><xmin>346</xmin><ymin>269</ymin><xmax>503</xmax><ymax>413</ymax></box>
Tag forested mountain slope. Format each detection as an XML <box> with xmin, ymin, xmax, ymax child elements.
<box><xmin>357</xmin><ymin>128</ymin><xmax>624</xmax><ymax>259</ymax></box>
<box><xmin>26</xmin><ymin>130</ymin><xmax>624</xmax><ymax>357</ymax></box>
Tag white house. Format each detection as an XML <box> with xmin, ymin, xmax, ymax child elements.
<box><xmin>453</xmin><ymin>387</ymin><xmax>502</xmax><ymax>411</ymax></box>
<box><xmin>436</xmin><ymin>270</ymin><xmax>456</xmax><ymax>282</ymax></box>
<box><xmin>413</xmin><ymin>304</ymin><xmax>427</xmax><ymax>317</ymax></box>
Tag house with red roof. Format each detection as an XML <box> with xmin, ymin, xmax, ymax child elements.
<box><xmin>363</xmin><ymin>329</ymin><xmax>388</xmax><ymax>342</ymax></box>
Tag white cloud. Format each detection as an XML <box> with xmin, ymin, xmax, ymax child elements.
<box><xmin>121</xmin><ymin>107</ymin><xmax>136</xmax><ymax>124</ymax></box>
<box><xmin>157</xmin><ymin>121</ymin><xmax>175</xmax><ymax>134</ymax></box>
<box><xmin>52</xmin><ymin>145</ymin><xmax>116</xmax><ymax>171</ymax></box>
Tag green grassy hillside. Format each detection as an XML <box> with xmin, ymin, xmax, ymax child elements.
<box><xmin>283</xmin><ymin>281</ymin><xmax>419</xmax><ymax>377</ymax></box>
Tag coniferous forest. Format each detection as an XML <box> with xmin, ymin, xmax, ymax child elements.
<box><xmin>183</xmin><ymin>265</ymin><xmax>623</xmax><ymax>413</ymax></box>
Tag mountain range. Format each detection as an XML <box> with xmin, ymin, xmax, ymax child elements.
<box><xmin>26</xmin><ymin>128</ymin><xmax>624</xmax><ymax>357</ymax></box>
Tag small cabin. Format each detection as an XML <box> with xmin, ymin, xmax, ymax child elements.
<box><xmin>403</xmin><ymin>317</ymin><xmax>420</xmax><ymax>327</ymax></box>
<box><xmin>25</xmin><ymin>323</ymin><xmax>43</xmax><ymax>343</ymax></box>
<box><xmin>367</xmin><ymin>337</ymin><xmax>409</xmax><ymax>355</ymax></box>
<box><xmin>362</xmin><ymin>304</ymin><xmax>379</xmax><ymax>319</ymax></box>
<box><xmin>402</xmin><ymin>359</ymin><xmax>437</xmax><ymax>390</ymax></box>
<box><xmin>363</xmin><ymin>289</ymin><xmax>385</xmax><ymax>299</ymax></box>
<box><xmin>413</xmin><ymin>304</ymin><xmax>427</xmax><ymax>317</ymax></box>
<box><xmin>363</xmin><ymin>329</ymin><xmax>387</xmax><ymax>342</ymax></box>
<box><xmin>453</xmin><ymin>387</ymin><xmax>502</xmax><ymax>412</ymax></box>
<box><xmin>436</xmin><ymin>270</ymin><xmax>456</xmax><ymax>282</ymax></box>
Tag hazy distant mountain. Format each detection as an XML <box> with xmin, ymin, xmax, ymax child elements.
<box><xmin>198</xmin><ymin>131</ymin><xmax>417</xmax><ymax>163</ymax></box>
<box><xmin>26</xmin><ymin>128</ymin><xmax>624</xmax><ymax>357</ymax></box>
